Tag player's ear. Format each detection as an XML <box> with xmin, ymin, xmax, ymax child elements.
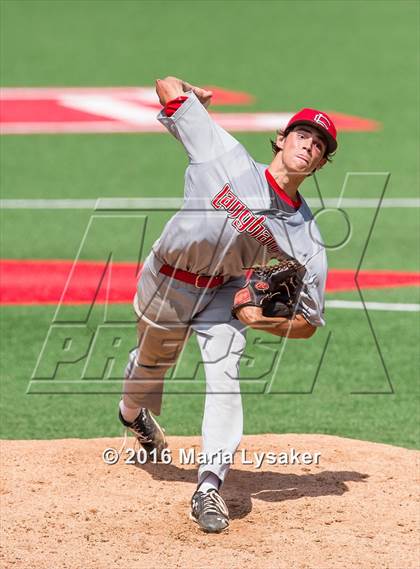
<box><xmin>275</xmin><ymin>130</ymin><xmax>285</xmax><ymax>150</ymax></box>
<box><xmin>315</xmin><ymin>157</ymin><xmax>328</xmax><ymax>171</ymax></box>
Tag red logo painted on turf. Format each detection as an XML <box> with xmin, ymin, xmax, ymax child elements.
<box><xmin>0</xmin><ymin>87</ymin><xmax>380</xmax><ymax>135</ymax></box>
<box><xmin>1</xmin><ymin>260</ymin><xmax>418</xmax><ymax>305</ymax></box>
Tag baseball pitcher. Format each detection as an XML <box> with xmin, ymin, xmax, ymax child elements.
<box><xmin>118</xmin><ymin>76</ymin><xmax>338</xmax><ymax>533</ymax></box>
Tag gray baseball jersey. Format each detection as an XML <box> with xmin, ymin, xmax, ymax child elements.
<box><xmin>153</xmin><ymin>92</ymin><xmax>327</xmax><ymax>327</ymax></box>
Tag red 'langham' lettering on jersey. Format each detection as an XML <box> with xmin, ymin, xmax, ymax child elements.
<box><xmin>211</xmin><ymin>184</ymin><xmax>281</xmax><ymax>254</ymax></box>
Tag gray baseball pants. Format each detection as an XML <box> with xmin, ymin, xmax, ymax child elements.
<box><xmin>122</xmin><ymin>252</ymin><xmax>247</xmax><ymax>486</ymax></box>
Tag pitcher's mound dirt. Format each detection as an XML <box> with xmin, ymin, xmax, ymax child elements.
<box><xmin>1</xmin><ymin>434</ymin><xmax>419</xmax><ymax>569</ymax></box>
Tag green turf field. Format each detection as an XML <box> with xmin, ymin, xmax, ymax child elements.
<box><xmin>1</xmin><ymin>0</ymin><xmax>419</xmax><ymax>448</ymax></box>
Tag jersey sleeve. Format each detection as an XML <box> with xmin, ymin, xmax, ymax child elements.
<box><xmin>297</xmin><ymin>256</ymin><xmax>327</xmax><ymax>327</ymax></box>
<box><xmin>157</xmin><ymin>91</ymin><xmax>239</xmax><ymax>164</ymax></box>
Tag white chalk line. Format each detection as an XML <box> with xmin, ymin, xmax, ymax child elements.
<box><xmin>325</xmin><ymin>300</ymin><xmax>419</xmax><ymax>312</ymax></box>
<box><xmin>1</xmin><ymin>198</ymin><xmax>419</xmax><ymax>210</ymax></box>
<box><xmin>0</xmin><ymin>299</ymin><xmax>417</xmax><ymax>312</ymax></box>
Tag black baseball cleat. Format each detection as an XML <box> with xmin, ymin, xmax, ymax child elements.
<box><xmin>118</xmin><ymin>408</ymin><xmax>167</xmax><ymax>460</ymax></box>
<box><xmin>190</xmin><ymin>489</ymin><xmax>230</xmax><ymax>533</ymax></box>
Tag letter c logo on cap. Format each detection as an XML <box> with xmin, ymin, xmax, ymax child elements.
<box><xmin>313</xmin><ymin>113</ymin><xmax>331</xmax><ymax>130</ymax></box>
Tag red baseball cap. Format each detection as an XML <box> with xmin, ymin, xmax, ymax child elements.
<box><xmin>285</xmin><ymin>108</ymin><xmax>338</xmax><ymax>153</ymax></box>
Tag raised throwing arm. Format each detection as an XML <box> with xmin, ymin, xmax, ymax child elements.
<box><xmin>155</xmin><ymin>76</ymin><xmax>238</xmax><ymax>164</ymax></box>
<box><xmin>155</xmin><ymin>76</ymin><xmax>213</xmax><ymax>108</ymax></box>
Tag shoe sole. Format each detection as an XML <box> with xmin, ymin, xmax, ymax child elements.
<box><xmin>148</xmin><ymin>413</ymin><xmax>167</xmax><ymax>446</ymax></box>
<box><xmin>135</xmin><ymin>413</ymin><xmax>168</xmax><ymax>462</ymax></box>
<box><xmin>189</xmin><ymin>512</ymin><xmax>229</xmax><ymax>533</ymax></box>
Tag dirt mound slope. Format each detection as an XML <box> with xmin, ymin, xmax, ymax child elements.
<box><xmin>1</xmin><ymin>434</ymin><xmax>418</xmax><ymax>569</ymax></box>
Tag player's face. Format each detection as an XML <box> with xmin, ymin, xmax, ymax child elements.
<box><xmin>280</xmin><ymin>126</ymin><xmax>327</xmax><ymax>174</ymax></box>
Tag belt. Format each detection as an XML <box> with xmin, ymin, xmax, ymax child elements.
<box><xmin>159</xmin><ymin>263</ymin><xmax>224</xmax><ymax>289</ymax></box>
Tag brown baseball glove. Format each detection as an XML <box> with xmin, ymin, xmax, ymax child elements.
<box><xmin>232</xmin><ymin>258</ymin><xmax>306</xmax><ymax>319</ymax></box>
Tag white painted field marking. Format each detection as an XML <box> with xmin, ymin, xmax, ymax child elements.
<box><xmin>61</xmin><ymin>95</ymin><xmax>158</xmax><ymax>124</ymax></box>
<box><xmin>326</xmin><ymin>300</ymin><xmax>419</xmax><ymax>312</ymax></box>
<box><xmin>1</xmin><ymin>198</ymin><xmax>419</xmax><ymax>210</ymax></box>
